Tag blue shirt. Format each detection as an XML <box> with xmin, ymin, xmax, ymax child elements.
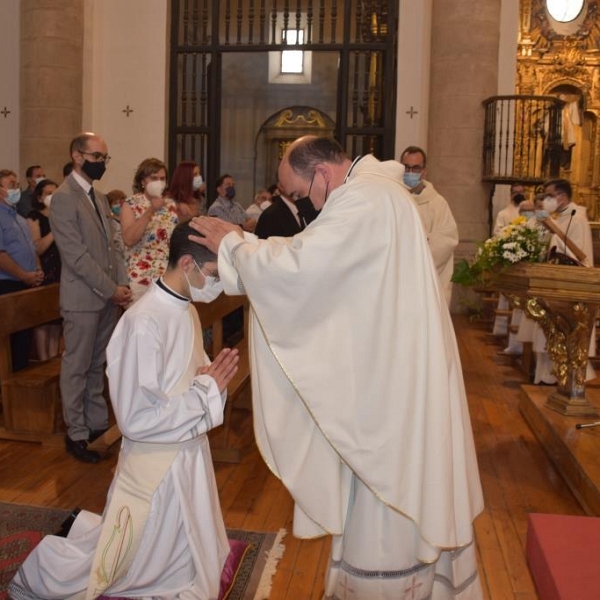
<box><xmin>0</xmin><ymin>203</ymin><xmax>38</xmax><ymax>281</ymax></box>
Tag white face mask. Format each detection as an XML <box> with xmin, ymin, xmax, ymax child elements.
<box><xmin>192</xmin><ymin>175</ymin><xmax>204</xmax><ymax>191</ymax></box>
<box><xmin>145</xmin><ymin>180</ymin><xmax>166</xmax><ymax>198</ymax></box>
<box><xmin>184</xmin><ymin>261</ymin><xmax>223</xmax><ymax>303</ymax></box>
<box><xmin>34</xmin><ymin>177</ymin><xmax>45</xmax><ymax>186</ymax></box>
<box><xmin>43</xmin><ymin>194</ymin><xmax>53</xmax><ymax>208</ymax></box>
<box><xmin>542</xmin><ymin>196</ymin><xmax>558</xmax><ymax>214</ymax></box>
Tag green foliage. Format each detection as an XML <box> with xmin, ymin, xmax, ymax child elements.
<box><xmin>452</xmin><ymin>217</ymin><xmax>547</xmax><ymax>287</ymax></box>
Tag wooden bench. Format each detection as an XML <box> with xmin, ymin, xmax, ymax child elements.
<box><xmin>91</xmin><ymin>294</ymin><xmax>251</xmax><ymax>464</ymax></box>
<box><xmin>195</xmin><ymin>294</ymin><xmax>251</xmax><ymax>463</ymax></box>
<box><xmin>0</xmin><ymin>283</ymin><xmax>64</xmax><ymax>443</ymax></box>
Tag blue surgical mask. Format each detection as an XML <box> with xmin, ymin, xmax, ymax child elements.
<box><xmin>403</xmin><ymin>172</ymin><xmax>421</xmax><ymax>189</ymax></box>
<box><xmin>5</xmin><ymin>188</ymin><xmax>21</xmax><ymax>206</ymax></box>
<box><xmin>111</xmin><ymin>205</ymin><xmax>121</xmax><ymax>216</ymax></box>
<box><xmin>535</xmin><ymin>209</ymin><xmax>549</xmax><ymax>220</ymax></box>
<box><xmin>225</xmin><ymin>186</ymin><xmax>236</xmax><ymax>200</ymax></box>
<box><xmin>520</xmin><ymin>211</ymin><xmax>534</xmax><ymax>219</ymax></box>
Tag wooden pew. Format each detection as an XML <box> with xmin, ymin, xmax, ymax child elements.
<box><xmin>195</xmin><ymin>294</ymin><xmax>251</xmax><ymax>463</ymax></box>
<box><xmin>91</xmin><ymin>294</ymin><xmax>251</xmax><ymax>464</ymax></box>
<box><xmin>0</xmin><ymin>283</ymin><xmax>64</xmax><ymax>443</ymax></box>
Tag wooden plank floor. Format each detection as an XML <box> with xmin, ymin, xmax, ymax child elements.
<box><xmin>0</xmin><ymin>315</ymin><xmax>585</xmax><ymax>598</ymax></box>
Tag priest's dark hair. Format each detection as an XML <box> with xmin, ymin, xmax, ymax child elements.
<box><xmin>167</xmin><ymin>221</ymin><xmax>217</xmax><ymax>269</ymax></box>
<box><xmin>288</xmin><ymin>136</ymin><xmax>348</xmax><ymax>179</ymax></box>
<box><xmin>544</xmin><ymin>178</ymin><xmax>572</xmax><ymax>199</ymax></box>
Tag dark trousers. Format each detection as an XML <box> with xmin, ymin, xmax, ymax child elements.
<box><xmin>0</xmin><ymin>280</ymin><xmax>32</xmax><ymax>372</ymax></box>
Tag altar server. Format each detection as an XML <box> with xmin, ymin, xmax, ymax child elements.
<box><xmin>10</xmin><ymin>221</ymin><xmax>239</xmax><ymax>600</ymax></box>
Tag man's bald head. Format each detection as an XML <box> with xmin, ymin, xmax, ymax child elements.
<box><xmin>278</xmin><ymin>136</ymin><xmax>351</xmax><ymax>210</ymax></box>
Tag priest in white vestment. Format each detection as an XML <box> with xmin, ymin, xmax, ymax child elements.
<box><xmin>529</xmin><ymin>179</ymin><xmax>595</xmax><ymax>384</ymax></box>
<box><xmin>399</xmin><ymin>146</ymin><xmax>459</xmax><ymax>306</ymax></box>
<box><xmin>9</xmin><ymin>222</ymin><xmax>239</xmax><ymax>600</ymax></box>
<box><xmin>190</xmin><ymin>136</ymin><xmax>484</xmax><ymax>599</ymax></box>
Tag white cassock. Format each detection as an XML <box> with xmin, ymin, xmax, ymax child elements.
<box><xmin>530</xmin><ymin>203</ymin><xmax>595</xmax><ymax>383</ymax></box>
<box><xmin>217</xmin><ymin>154</ymin><xmax>484</xmax><ymax>599</ymax></box>
<box><xmin>409</xmin><ymin>180</ymin><xmax>459</xmax><ymax>306</ymax></box>
<box><xmin>10</xmin><ymin>282</ymin><xmax>229</xmax><ymax>600</ymax></box>
<box><xmin>493</xmin><ymin>202</ymin><xmax>520</xmax><ymax>236</ymax></box>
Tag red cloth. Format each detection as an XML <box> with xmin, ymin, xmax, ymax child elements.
<box><xmin>527</xmin><ymin>513</ymin><xmax>600</xmax><ymax>600</ymax></box>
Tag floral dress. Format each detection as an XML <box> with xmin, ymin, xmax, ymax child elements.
<box><xmin>124</xmin><ymin>194</ymin><xmax>179</xmax><ymax>300</ymax></box>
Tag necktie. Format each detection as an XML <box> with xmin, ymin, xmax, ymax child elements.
<box><xmin>88</xmin><ymin>187</ymin><xmax>103</xmax><ymax>223</ymax></box>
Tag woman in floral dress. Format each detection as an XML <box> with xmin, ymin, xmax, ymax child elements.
<box><xmin>121</xmin><ymin>158</ymin><xmax>179</xmax><ymax>302</ymax></box>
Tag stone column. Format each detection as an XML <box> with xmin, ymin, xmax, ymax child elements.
<box><xmin>427</xmin><ymin>0</ymin><xmax>502</xmax><ymax>308</ymax></box>
<box><xmin>20</xmin><ymin>0</ymin><xmax>84</xmax><ymax>182</ymax></box>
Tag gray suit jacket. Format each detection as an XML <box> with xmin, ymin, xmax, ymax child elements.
<box><xmin>49</xmin><ymin>173</ymin><xmax>128</xmax><ymax>312</ymax></box>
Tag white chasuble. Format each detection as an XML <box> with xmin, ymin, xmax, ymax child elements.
<box><xmin>217</xmin><ymin>155</ymin><xmax>484</xmax><ymax>598</ymax></box>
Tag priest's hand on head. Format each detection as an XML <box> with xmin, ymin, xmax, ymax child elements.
<box><xmin>189</xmin><ymin>216</ymin><xmax>242</xmax><ymax>253</ymax></box>
<box><xmin>198</xmin><ymin>347</ymin><xmax>239</xmax><ymax>394</ymax></box>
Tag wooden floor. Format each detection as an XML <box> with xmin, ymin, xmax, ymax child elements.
<box><xmin>0</xmin><ymin>315</ymin><xmax>586</xmax><ymax>599</ymax></box>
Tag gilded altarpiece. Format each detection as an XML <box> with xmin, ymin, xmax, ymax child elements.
<box><xmin>518</xmin><ymin>0</ymin><xmax>600</xmax><ymax>219</ymax></box>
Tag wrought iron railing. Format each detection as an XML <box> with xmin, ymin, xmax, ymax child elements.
<box><xmin>482</xmin><ymin>95</ymin><xmax>565</xmax><ymax>184</ymax></box>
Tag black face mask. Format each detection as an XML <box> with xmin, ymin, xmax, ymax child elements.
<box><xmin>81</xmin><ymin>160</ymin><xmax>106</xmax><ymax>181</ymax></box>
<box><xmin>295</xmin><ymin>172</ymin><xmax>315</xmax><ymax>207</ymax></box>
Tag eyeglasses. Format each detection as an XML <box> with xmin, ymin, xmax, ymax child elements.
<box><xmin>81</xmin><ymin>151</ymin><xmax>111</xmax><ymax>164</ymax></box>
<box><xmin>401</xmin><ymin>164</ymin><xmax>424</xmax><ymax>173</ymax></box>
<box><xmin>194</xmin><ymin>261</ymin><xmax>220</xmax><ymax>282</ymax></box>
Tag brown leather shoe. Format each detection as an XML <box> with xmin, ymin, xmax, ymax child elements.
<box><xmin>65</xmin><ymin>436</ymin><xmax>100</xmax><ymax>463</ymax></box>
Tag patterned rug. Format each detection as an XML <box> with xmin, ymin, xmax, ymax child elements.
<box><xmin>0</xmin><ymin>502</ymin><xmax>285</xmax><ymax>600</ymax></box>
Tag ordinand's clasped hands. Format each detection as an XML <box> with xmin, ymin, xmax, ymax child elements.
<box><xmin>189</xmin><ymin>216</ymin><xmax>242</xmax><ymax>253</ymax></box>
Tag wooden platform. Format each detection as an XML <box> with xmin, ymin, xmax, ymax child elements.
<box><xmin>519</xmin><ymin>384</ymin><xmax>600</xmax><ymax>516</ymax></box>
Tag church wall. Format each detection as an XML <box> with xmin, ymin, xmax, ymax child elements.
<box><xmin>395</xmin><ymin>0</ymin><xmax>432</xmax><ymax>156</ymax></box>
<box><xmin>80</xmin><ymin>0</ymin><xmax>169</xmax><ymax>196</ymax></box>
<box><xmin>20</xmin><ymin>0</ymin><xmax>84</xmax><ymax>184</ymax></box>
<box><xmin>220</xmin><ymin>51</ymin><xmax>338</xmax><ymax>207</ymax></box>
<box><xmin>427</xmin><ymin>0</ymin><xmax>502</xmax><ymax>309</ymax></box>
<box><xmin>0</xmin><ymin>0</ymin><xmax>20</xmax><ymax>176</ymax></box>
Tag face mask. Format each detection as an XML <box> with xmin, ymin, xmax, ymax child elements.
<box><xmin>542</xmin><ymin>196</ymin><xmax>558</xmax><ymax>214</ymax></box>
<box><xmin>111</xmin><ymin>205</ymin><xmax>121</xmax><ymax>216</ymax></box>
<box><xmin>225</xmin><ymin>186</ymin><xmax>236</xmax><ymax>200</ymax></box>
<box><xmin>535</xmin><ymin>209</ymin><xmax>549</xmax><ymax>220</ymax></box>
<box><xmin>81</xmin><ymin>160</ymin><xmax>106</xmax><ymax>181</ymax></box>
<box><xmin>5</xmin><ymin>188</ymin><xmax>21</xmax><ymax>205</ymax></box>
<box><xmin>43</xmin><ymin>194</ymin><xmax>52</xmax><ymax>208</ymax></box>
<box><xmin>34</xmin><ymin>177</ymin><xmax>45</xmax><ymax>186</ymax></box>
<box><xmin>403</xmin><ymin>172</ymin><xmax>421</xmax><ymax>189</ymax></box>
<box><xmin>185</xmin><ymin>262</ymin><xmax>223</xmax><ymax>303</ymax></box>
<box><xmin>193</xmin><ymin>175</ymin><xmax>203</xmax><ymax>191</ymax></box>
<box><xmin>145</xmin><ymin>180</ymin><xmax>166</xmax><ymax>197</ymax></box>
<box><xmin>520</xmin><ymin>211</ymin><xmax>534</xmax><ymax>219</ymax></box>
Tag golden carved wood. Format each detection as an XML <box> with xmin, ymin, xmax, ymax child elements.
<box><xmin>490</xmin><ymin>262</ymin><xmax>600</xmax><ymax>416</ymax></box>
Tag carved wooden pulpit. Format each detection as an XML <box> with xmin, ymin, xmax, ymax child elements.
<box><xmin>489</xmin><ymin>262</ymin><xmax>600</xmax><ymax>417</ymax></box>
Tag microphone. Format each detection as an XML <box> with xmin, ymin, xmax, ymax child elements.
<box><xmin>563</xmin><ymin>208</ymin><xmax>577</xmax><ymax>257</ymax></box>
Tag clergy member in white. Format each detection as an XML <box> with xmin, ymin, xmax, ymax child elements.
<box><xmin>399</xmin><ymin>145</ymin><xmax>459</xmax><ymax>306</ymax></box>
<box><xmin>531</xmin><ymin>178</ymin><xmax>595</xmax><ymax>385</ymax></box>
<box><xmin>189</xmin><ymin>136</ymin><xmax>484</xmax><ymax>599</ymax></box>
<box><xmin>9</xmin><ymin>221</ymin><xmax>239</xmax><ymax>600</ymax></box>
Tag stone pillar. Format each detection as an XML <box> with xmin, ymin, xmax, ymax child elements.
<box><xmin>427</xmin><ymin>0</ymin><xmax>502</xmax><ymax>308</ymax></box>
<box><xmin>20</xmin><ymin>0</ymin><xmax>84</xmax><ymax>182</ymax></box>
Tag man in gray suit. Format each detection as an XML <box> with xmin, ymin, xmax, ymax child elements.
<box><xmin>50</xmin><ymin>132</ymin><xmax>131</xmax><ymax>463</ymax></box>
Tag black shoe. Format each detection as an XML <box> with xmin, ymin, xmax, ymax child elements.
<box><xmin>65</xmin><ymin>436</ymin><xmax>101</xmax><ymax>463</ymax></box>
<box><xmin>88</xmin><ymin>428</ymin><xmax>108</xmax><ymax>443</ymax></box>
<box><xmin>55</xmin><ymin>508</ymin><xmax>81</xmax><ymax>537</ymax></box>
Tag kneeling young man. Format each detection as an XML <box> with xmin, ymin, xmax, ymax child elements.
<box><xmin>10</xmin><ymin>221</ymin><xmax>239</xmax><ymax>600</ymax></box>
